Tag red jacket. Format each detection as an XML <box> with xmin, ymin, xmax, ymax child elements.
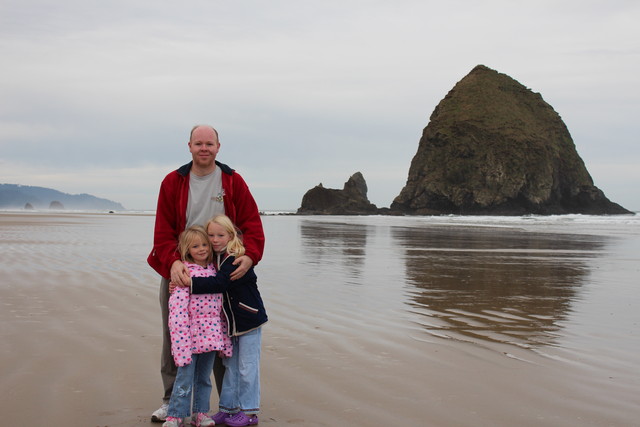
<box><xmin>147</xmin><ymin>161</ymin><xmax>265</xmax><ymax>279</ymax></box>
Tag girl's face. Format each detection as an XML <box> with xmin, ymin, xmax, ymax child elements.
<box><xmin>207</xmin><ymin>222</ymin><xmax>232</xmax><ymax>253</ymax></box>
<box><xmin>189</xmin><ymin>237</ymin><xmax>210</xmax><ymax>266</ymax></box>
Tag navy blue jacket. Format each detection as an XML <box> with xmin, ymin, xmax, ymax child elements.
<box><xmin>191</xmin><ymin>254</ymin><xmax>267</xmax><ymax>336</ymax></box>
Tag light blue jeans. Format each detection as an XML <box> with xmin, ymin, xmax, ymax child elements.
<box><xmin>219</xmin><ymin>328</ymin><xmax>262</xmax><ymax>415</ymax></box>
<box><xmin>167</xmin><ymin>351</ymin><xmax>216</xmax><ymax>418</ymax></box>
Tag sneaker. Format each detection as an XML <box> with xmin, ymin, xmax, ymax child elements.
<box><xmin>152</xmin><ymin>403</ymin><xmax>170</xmax><ymax>423</ymax></box>
<box><xmin>212</xmin><ymin>411</ymin><xmax>231</xmax><ymax>425</ymax></box>
<box><xmin>163</xmin><ymin>417</ymin><xmax>184</xmax><ymax>427</ymax></box>
<box><xmin>225</xmin><ymin>412</ymin><xmax>259</xmax><ymax>427</ymax></box>
<box><xmin>191</xmin><ymin>412</ymin><xmax>215</xmax><ymax>427</ymax></box>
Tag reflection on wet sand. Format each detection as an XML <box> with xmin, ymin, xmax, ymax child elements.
<box><xmin>392</xmin><ymin>225</ymin><xmax>610</xmax><ymax>349</ymax></box>
<box><xmin>299</xmin><ymin>220</ymin><xmax>369</xmax><ymax>280</ymax></box>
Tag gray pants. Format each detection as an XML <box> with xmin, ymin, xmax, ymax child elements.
<box><xmin>159</xmin><ymin>277</ymin><xmax>225</xmax><ymax>402</ymax></box>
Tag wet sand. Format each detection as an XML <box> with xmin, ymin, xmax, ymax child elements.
<box><xmin>1</xmin><ymin>212</ymin><xmax>639</xmax><ymax>426</ymax></box>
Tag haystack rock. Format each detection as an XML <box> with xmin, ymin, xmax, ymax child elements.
<box><xmin>391</xmin><ymin>65</ymin><xmax>631</xmax><ymax>215</ymax></box>
<box><xmin>297</xmin><ymin>172</ymin><xmax>378</xmax><ymax>215</ymax></box>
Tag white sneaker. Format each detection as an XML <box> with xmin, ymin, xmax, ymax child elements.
<box><xmin>162</xmin><ymin>417</ymin><xmax>184</xmax><ymax>427</ymax></box>
<box><xmin>151</xmin><ymin>403</ymin><xmax>169</xmax><ymax>423</ymax></box>
<box><xmin>192</xmin><ymin>412</ymin><xmax>215</xmax><ymax>427</ymax></box>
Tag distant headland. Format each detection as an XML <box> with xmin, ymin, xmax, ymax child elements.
<box><xmin>0</xmin><ymin>183</ymin><xmax>125</xmax><ymax>211</ymax></box>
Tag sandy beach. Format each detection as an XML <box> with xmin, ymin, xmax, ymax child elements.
<box><xmin>1</xmin><ymin>211</ymin><xmax>639</xmax><ymax>426</ymax></box>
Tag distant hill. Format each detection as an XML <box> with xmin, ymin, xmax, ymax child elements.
<box><xmin>0</xmin><ymin>183</ymin><xmax>125</xmax><ymax>211</ymax></box>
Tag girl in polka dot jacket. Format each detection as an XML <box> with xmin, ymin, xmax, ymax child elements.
<box><xmin>164</xmin><ymin>225</ymin><xmax>232</xmax><ymax>427</ymax></box>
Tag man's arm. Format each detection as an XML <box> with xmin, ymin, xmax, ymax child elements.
<box><xmin>170</xmin><ymin>260</ymin><xmax>190</xmax><ymax>287</ymax></box>
<box><xmin>148</xmin><ymin>173</ymin><xmax>183</xmax><ymax>278</ymax></box>
<box><xmin>231</xmin><ymin>256</ymin><xmax>253</xmax><ymax>281</ymax></box>
<box><xmin>229</xmin><ymin>172</ymin><xmax>265</xmax><ymax>266</ymax></box>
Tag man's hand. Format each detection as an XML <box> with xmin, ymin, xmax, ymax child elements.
<box><xmin>170</xmin><ymin>260</ymin><xmax>190</xmax><ymax>287</ymax></box>
<box><xmin>231</xmin><ymin>255</ymin><xmax>253</xmax><ymax>281</ymax></box>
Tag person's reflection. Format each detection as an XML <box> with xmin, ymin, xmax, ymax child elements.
<box><xmin>393</xmin><ymin>225</ymin><xmax>609</xmax><ymax>348</ymax></box>
<box><xmin>300</xmin><ymin>220</ymin><xmax>368</xmax><ymax>280</ymax></box>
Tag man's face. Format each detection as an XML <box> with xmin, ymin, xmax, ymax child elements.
<box><xmin>188</xmin><ymin>126</ymin><xmax>220</xmax><ymax>169</ymax></box>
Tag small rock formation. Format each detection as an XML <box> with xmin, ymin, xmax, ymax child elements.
<box><xmin>49</xmin><ymin>201</ymin><xmax>65</xmax><ymax>209</ymax></box>
<box><xmin>297</xmin><ymin>172</ymin><xmax>378</xmax><ymax>215</ymax></box>
<box><xmin>24</xmin><ymin>203</ymin><xmax>34</xmax><ymax>210</ymax></box>
<box><xmin>391</xmin><ymin>65</ymin><xmax>631</xmax><ymax>215</ymax></box>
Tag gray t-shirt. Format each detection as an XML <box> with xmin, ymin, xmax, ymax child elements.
<box><xmin>186</xmin><ymin>167</ymin><xmax>225</xmax><ymax>228</ymax></box>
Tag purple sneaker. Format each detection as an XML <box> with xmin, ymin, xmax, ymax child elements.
<box><xmin>225</xmin><ymin>412</ymin><xmax>259</xmax><ymax>427</ymax></box>
<box><xmin>211</xmin><ymin>411</ymin><xmax>231</xmax><ymax>425</ymax></box>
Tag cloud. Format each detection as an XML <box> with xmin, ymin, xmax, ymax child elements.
<box><xmin>1</xmin><ymin>0</ymin><xmax>639</xmax><ymax>211</ymax></box>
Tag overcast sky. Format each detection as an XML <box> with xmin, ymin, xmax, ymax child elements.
<box><xmin>1</xmin><ymin>0</ymin><xmax>639</xmax><ymax>211</ymax></box>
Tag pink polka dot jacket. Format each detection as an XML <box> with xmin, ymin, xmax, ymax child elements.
<box><xmin>168</xmin><ymin>262</ymin><xmax>233</xmax><ymax>366</ymax></box>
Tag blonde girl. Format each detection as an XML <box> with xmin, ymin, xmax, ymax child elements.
<box><xmin>183</xmin><ymin>215</ymin><xmax>268</xmax><ymax>427</ymax></box>
<box><xmin>164</xmin><ymin>226</ymin><xmax>232</xmax><ymax>427</ymax></box>
<box><xmin>178</xmin><ymin>226</ymin><xmax>213</xmax><ymax>265</ymax></box>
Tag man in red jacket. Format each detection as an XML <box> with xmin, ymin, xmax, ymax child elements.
<box><xmin>147</xmin><ymin>125</ymin><xmax>265</xmax><ymax>423</ymax></box>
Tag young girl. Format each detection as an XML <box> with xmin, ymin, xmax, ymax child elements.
<box><xmin>185</xmin><ymin>215</ymin><xmax>268</xmax><ymax>427</ymax></box>
<box><xmin>164</xmin><ymin>225</ymin><xmax>232</xmax><ymax>427</ymax></box>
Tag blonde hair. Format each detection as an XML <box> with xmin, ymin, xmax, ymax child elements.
<box><xmin>205</xmin><ymin>214</ymin><xmax>246</xmax><ymax>257</ymax></box>
<box><xmin>178</xmin><ymin>225</ymin><xmax>213</xmax><ymax>264</ymax></box>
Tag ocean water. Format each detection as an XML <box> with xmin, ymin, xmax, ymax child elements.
<box><xmin>3</xmin><ymin>210</ymin><xmax>639</xmax><ymax>363</ymax></box>
<box><xmin>263</xmin><ymin>213</ymin><xmax>640</xmax><ymax>348</ymax></box>
<box><xmin>258</xmin><ymin>213</ymin><xmax>640</xmax><ymax>424</ymax></box>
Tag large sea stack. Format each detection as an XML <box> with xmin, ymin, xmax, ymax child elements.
<box><xmin>391</xmin><ymin>65</ymin><xmax>631</xmax><ymax>215</ymax></box>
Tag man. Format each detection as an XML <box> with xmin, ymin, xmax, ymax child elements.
<box><xmin>147</xmin><ymin>125</ymin><xmax>265</xmax><ymax>422</ymax></box>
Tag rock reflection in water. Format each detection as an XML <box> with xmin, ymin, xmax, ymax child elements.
<box><xmin>392</xmin><ymin>225</ymin><xmax>609</xmax><ymax>348</ymax></box>
<box><xmin>300</xmin><ymin>220</ymin><xmax>369</xmax><ymax>280</ymax></box>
